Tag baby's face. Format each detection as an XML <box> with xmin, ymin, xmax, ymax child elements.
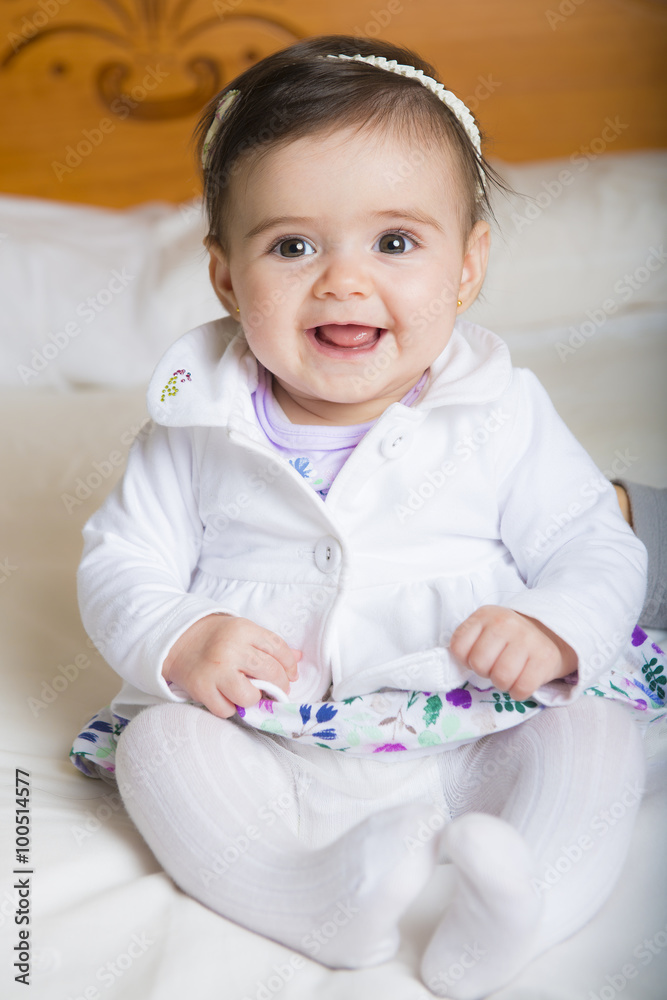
<box><xmin>210</xmin><ymin>126</ymin><xmax>489</xmax><ymax>424</ymax></box>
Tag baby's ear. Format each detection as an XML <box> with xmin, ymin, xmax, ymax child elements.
<box><xmin>207</xmin><ymin>241</ymin><xmax>238</xmax><ymax>314</ymax></box>
<box><xmin>458</xmin><ymin>221</ymin><xmax>491</xmax><ymax>309</ymax></box>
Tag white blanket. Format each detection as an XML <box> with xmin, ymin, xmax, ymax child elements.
<box><xmin>1</xmin><ymin>153</ymin><xmax>666</xmax><ymax>998</ymax></box>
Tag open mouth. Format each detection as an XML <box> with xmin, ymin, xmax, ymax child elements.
<box><xmin>313</xmin><ymin>324</ymin><xmax>383</xmax><ymax>350</ymax></box>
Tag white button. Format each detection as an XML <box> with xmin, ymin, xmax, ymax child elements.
<box><xmin>380</xmin><ymin>427</ymin><xmax>412</xmax><ymax>458</ymax></box>
<box><xmin>314</xmin><ymin>535</ymin><xmax>341</xmax><ymax>573</ymax></box>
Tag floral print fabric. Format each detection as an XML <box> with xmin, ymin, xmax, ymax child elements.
<box><xmin>70</xmin><ymin>626</ymin><xmax>666</xmax><ymax>778</ymax></box>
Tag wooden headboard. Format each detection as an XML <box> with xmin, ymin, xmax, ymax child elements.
<box><xmin>1</xmin><ymin>0</ymin><xmax>665</xmax><ymax>207</ymax></box>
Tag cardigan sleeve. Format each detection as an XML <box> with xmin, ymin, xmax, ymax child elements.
<box><xmin>494</xmin><ymin>368</ymin><xmax>648</xmax><ymax>705</ymax></box>
<box><xmin>77</xmin><ymin>422</ymin><xmax>238</xmax><ymax>702</ymax></box>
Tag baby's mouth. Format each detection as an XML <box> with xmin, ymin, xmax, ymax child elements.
<box><xmin>315</xmin><ymin>324</ymin><xmax>382</xmax><ymax>349</ymax></box>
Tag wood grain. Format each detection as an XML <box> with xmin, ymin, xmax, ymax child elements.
<box><xmin>1</xmin><ymin>0</ymin><xmax>665</xmax><ymax>206</ymax></box>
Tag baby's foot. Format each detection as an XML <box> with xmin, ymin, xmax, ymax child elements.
<box><xmin>421</xmin><ymin>812</ymin><xmax>543</xmax><ymax>999</ymax></box>
<box><xmin>302</xmin><ymin>802</ymin><xmax>443</xmax><ymax>969</ymax></box>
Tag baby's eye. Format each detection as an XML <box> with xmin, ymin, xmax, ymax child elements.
<box><xmin>375</xmin><ymin>232</ymin><xmax>417</xmax><ymax>254</ymax></box>
<box><xmin>273</xmin><ymin>237</ymin><xmax>315</xmax><ymax>258</ymax></box>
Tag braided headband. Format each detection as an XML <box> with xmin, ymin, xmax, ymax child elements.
<box><xmin>327</xmin><ymin>54</ymin><xmax>481</xmax><ymax>157</ymax></box>
<box><xmin>201</xmin><ymin>88</ymin><xmax>240</xmax><ymax>169</ymax></box>
<box><xmin>201</xmin><ymin>53</ymin><xmax>484</xmax><ymax>193</ymax></box>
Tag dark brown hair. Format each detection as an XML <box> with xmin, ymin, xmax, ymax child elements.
<box><xmin>194</xmin><ymin>35</ymin><xmax>506</xmax><ymax>247</ymax></box>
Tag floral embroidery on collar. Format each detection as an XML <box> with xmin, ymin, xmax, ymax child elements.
<box><xmin>160</xmin><ymin>369</ymin><xmax>192</xmax><ymax>402</ymax></box>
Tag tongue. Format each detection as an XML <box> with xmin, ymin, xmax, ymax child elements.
<box><xmin>317</xmin><ymin>324</ymin><xmax>379</xmax><ymax>348</ymax></box>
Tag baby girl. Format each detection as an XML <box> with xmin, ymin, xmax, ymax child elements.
<box><xmin>72</xmin><ymin>35</ymin><xmax>665</xmax><ymax>999</ymax></box>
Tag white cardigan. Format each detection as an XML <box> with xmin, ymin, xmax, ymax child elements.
<box><xmin>77</xmin><ymin>317</ymin><xmax>647</xmax><ymax>723</ymax></box>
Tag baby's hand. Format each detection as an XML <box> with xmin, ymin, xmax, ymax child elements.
<box><xmin>162</xmin><ymin>614</ymin><xmax>302</xmax><ymax>719</ymax></box>
<box><xmin>449</xmin><ymin>605</ymin><xmax>577</xmax><ymax>701</ymax></box>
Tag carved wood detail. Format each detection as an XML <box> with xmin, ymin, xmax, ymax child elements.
<box><xmin>1</xmin><ymin>3</ymin><xmax>301</xmax><ymax>121</ymax></box>
<box><xmin>96</xmin><ymin>57</ymin><xmax>219</xmax><ymax>120</ymax></box>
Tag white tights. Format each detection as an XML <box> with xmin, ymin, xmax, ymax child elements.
<box><xmin>115</xmin><ymin>695</ymin><xmax>645</xmax><ymax>999</ymax></box>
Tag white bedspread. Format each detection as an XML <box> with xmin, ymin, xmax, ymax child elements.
<box><xmin>1</xmin><ymin>157</ymin><xmax>666</xmax><ymax>997</ymax></box>
<box><xmin>1</xmin><ymin>316</ymin><xmax>666</xmax><ymax>999</ymax></box>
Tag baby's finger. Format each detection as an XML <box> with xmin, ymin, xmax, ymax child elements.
<box><xmin>487</xmin><ymin>645</ymin><xmax>527</xmax><ymax>694</ymax></box>
<box><xmin>449</xmin><ymin>614</ymin><xmax>485</xmax><ymax>663</ymax></box>
<box><xmin>507</xmin><ymin>659</ymin><xmax>552</xmax><ymax>702</ymax></box>
<box><xmin>198</xmin><ymin>686</ymin><xmax>240</xmax><ymax>720</ymax></box>
<box><xmin>228</xmin><ymin>671</ymin><xmax>269</xmax><ymax>709</ymax></box>
<box><xmin>243</xmin><ymin>647</ymin><xmax>294</xmax><ymax>694</ymax></box>
<box><xmin>453</xmin><ymin>615</ymin><xmax>512</xmax><ymax>678</ymax></box>
<box><xmin>283</xmin><ymin>649</ymin><xmax>302</xmax><ymax>682</ymax></box>
<box><xmin>467</xmin><ymin>629</ymin><xmax>510</xmax><ymax>678</ymax></box>
<box><xmin>249</xmin><ymin>625</ymin><xmax>301</xmax><ymax>679</ymax></box>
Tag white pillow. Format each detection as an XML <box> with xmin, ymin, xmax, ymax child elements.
<box><xmin>0</xmin><ymin>195</ymin><xmax>222</xmax><ymax>388</ymax></box>
<box><xmin>469</xmin><ymin>150</ymin><xmax>667</xmax><ymax>332</ymax></box>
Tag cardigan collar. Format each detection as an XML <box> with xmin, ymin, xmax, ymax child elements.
<box><xmin>148</xmin><ymin>315</ymin><xmax>513</xmax><ymax>429</ymax></box>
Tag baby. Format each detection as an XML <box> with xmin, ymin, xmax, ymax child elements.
<box><xmin>72</xmin><ymin>35</ymin><xmax>664</xmax><ymax>999</ymax></box>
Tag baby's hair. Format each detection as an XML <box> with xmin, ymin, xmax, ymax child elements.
<box><xmin>194</xmin><ymin>34</ymin><xmax>508</xmax><ymax>248</ymax></box>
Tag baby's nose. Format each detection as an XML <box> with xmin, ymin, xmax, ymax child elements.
<box><xmin>312</xmin><ymin>254</ymin><xmax>373</xmax><ymax>299</ymax></box>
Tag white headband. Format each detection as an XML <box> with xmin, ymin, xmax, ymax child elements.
<box><xmin>201</xmin><ymin>88</ymin><xmax>240</xmax><ymax>168</ymax></box>
<box><xmin>326</xmin><ymin>54</ymin><xmax>482</xmax><ymax>159</ymax></box>
<box><xmin>202</xmin><ymin>53</ymin><xmax>485</xmax><ymax>195</ymax></box>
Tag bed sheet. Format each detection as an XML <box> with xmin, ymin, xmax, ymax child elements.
<box><xmin>1</xmin><ymin>311</ymin><xmax>666</xmax><ymax>1000</ymax></box>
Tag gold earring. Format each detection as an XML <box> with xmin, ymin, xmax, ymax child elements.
<box><xmin>457</xmin><ymin>299</ymin><xmax>462</xmax><ymax>307</ymax></box>
<box><xmin>236</xmin><ymin>307</ymin><xmax>240</xmax><ymax>313</ymax></box>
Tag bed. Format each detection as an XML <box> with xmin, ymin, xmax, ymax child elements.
<box><xmin>1</xmin><ymin>1</ymin><xmax>666</xmax><ymax>997</ymax></box>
